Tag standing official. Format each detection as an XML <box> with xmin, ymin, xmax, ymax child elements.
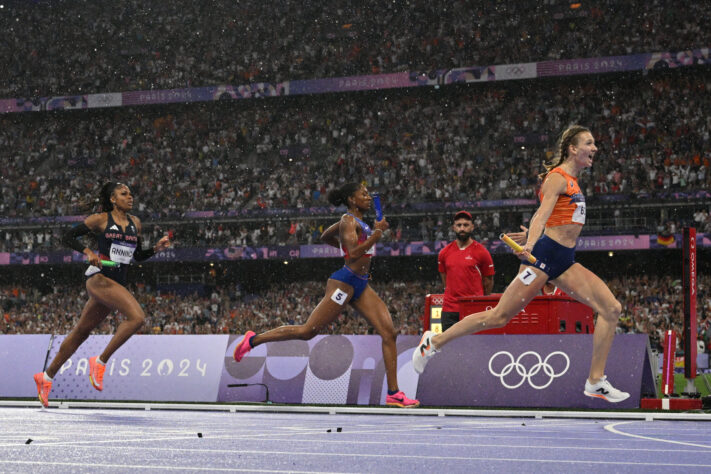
<box><xmin>437</xmin><ymin>210</ymin><xmax>495</xmax><ymax>331</ymax></box>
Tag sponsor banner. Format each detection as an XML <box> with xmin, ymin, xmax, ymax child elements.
<box><xmin>2</xmin><ymin>334</ymin><xmax>655</xmax><ymax>407</ymax></box>
<box><xmin>218</xmin><ymin>335</ymin><xmax>421</xmax><ymax>405</ymax></box>
<box><xmin>0</xmin><ymin>335</ymin><xmax>52</xmax><ymax>397</ymax></box>
<box><xmin>86</xmin><ymin>92</ymin><xmax>123</xmax><ymax>109</ymax></box>
<box><xmin>417</xmin><ymin>334</ymin><xmax>655</xmax><ymax>408</ymax></box>
<box><xmin>45</xmin><ymin>335</ymin><xmax>229</xmax><ymax>402</ymax></box>
<box><xmin>289</xmin><ymin>72</ymin><xmax>413</xmax><ymax>95</ymax></box>
<box><xmin>575</xmin><ymin>235</ymin><xmax>650</xmax><ymax>251</ymax></box>
<box><xmin>3</xmin><ymin>49</ymin><xmax>710</xmax><ymax>115</ymax></box>
<box><xmin>2</xmin><ymin>233</ymin><xmax>709</xmax><ymax>265</ymax></box>
<box><xmin>538</xmin><ymin>55</ymin><xmax>645</xmax><ymax>77</ymax></box>
<box><xmin>492</xmin><ymin>63</ymin><xmax>538</xmax><ymax>81</ymax></box>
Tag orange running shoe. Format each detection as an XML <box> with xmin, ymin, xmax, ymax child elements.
<box><xmin>89</xmin><ymin>356</ymin><xmax>106</xmax><ymax>391</ymax></box>
<box><xmin>33</xmin><ymin>372</ymin><xmax>52</xmax><ymax>408</ymax></box>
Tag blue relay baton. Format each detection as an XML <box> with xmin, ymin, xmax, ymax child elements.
<box><xmin>372</xmin><ymin>193</ymin><xmax>383</xmax><ymax>221</ymax></box>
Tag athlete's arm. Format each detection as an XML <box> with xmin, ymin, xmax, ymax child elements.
<box><xmin>62</xmin><ymin>213</ymin><xmax>105</xmax><ymax>266</ymax></box>
<box><xmin>524</xmin><ymin>173</ymin><xmax>567</xmax><ymax>250</ymax></box>
<box><xmin>319</xmin><ymin>222</ymin><xmax>341</xmax><ymax>248</ymax></box>
<box><xmin>339</xmin><ymin>215</ymin><xmax>385</xmax><ymax>260</ymax></box>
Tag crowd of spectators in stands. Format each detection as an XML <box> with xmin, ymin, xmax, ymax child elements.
<box><xmin>2</xmin><ymin>70</ymin><xmax>710</xmax><ymax>225</ymax></box>
<box><xmin>2</xmin><ymin>212</ymin><xmax>710</xmax><ymax>255</ymax></box>
<box><xmin>2</xmin><ymin>275</ymin><xmax>710</xmax><ymax>356</ymax></box>
<box><xmin>3</xmin><ymin>0</ymin><xmax>709</xmax><ymax>98</ymax></box>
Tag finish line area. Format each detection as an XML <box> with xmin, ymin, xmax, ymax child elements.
<box><xmin>1</xmin><ymin>403</ymin><xmax>710</xmax><ymax>473</ymax></box>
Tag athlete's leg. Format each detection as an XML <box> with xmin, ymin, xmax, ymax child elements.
<box><xmin>45</xmin><ymin>296</ymin><xmax>112</xmax><ymax>378</ymax></box>
<box><xmin>351</xmin><ymin>286</ymin><xmax>399</xmax><ymax>392</ymax></box>
<box><xmin>86</xmin><ymin>275</ymin><xmax>146</xmax><ymax>362</ymax></box>
<box><xmin>432</xmin><ymin>265</ymin><xmax>547</xmax><ymax>349</ymax></box>
<box><xmin>552</xmin><ymin>263</ymin><xmax>622</xmax><ymax>382</ymax></box>
<box><xmin>251</xmin><ymin>279</ymin><xmax>352</xmax><ymax>346</ymax></box>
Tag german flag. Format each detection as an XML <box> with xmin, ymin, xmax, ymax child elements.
<box><xmin>657</xmin><ymin>234</ymin><xmax>675</xmax><ymax>246</ymax></box>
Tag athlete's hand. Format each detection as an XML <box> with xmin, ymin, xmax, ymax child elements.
<box><xmin>155</xmin><ymin>235</ymin><xmax>171</xmax><ymax>252</ymax></box>
<box><xmin>374</xmin><ymin>217</ymin><xmax>389</xmax><ymax>233</ymax></box>
<box><xmin>508</xmin><ymin>225</ymin><xmax>528</xmax><ymax>245</ymax></box>
<box><xmin>515</xmin><ymin>242</ymin><xmax>534</xmax><ymax>262</ymax></box>
<box><xmin>84</xmin><ymin>249</ymin><xmax>101</xmax><ymax>267</ymax></box>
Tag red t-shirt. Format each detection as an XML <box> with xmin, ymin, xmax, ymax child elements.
<box><xmin>438</xmin><ymin>240</ymin><xmax>495</xmax><ymax>312</ymax></box>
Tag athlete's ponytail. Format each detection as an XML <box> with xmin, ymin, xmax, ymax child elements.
<box><xmin>327</xmin><ymin>182</ymin><xmax>361</xmax><ymax>208</ymax></box>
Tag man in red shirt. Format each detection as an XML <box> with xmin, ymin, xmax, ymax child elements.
<box><xmin>438</xmin><ymin>210</ymin><xmax>495</xmax><ymax>331</ymax></box>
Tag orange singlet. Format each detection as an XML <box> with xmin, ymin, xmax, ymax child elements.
<box><xmin>540</xmin><ymin>167</ymin><xmax>586</xmax><ymax>227</ymax></box>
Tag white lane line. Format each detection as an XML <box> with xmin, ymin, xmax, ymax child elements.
<box><xmin>6</xmin><ymin>441</ymin><xmax>707</xmax><ymax>455</ymax></box>
<box><xmin>4</xmin><ymin>452</ymin><xmax>705</xmax><ymax>468</ymax></box>
<box><xmin>604</xmin><ymin>422</ymin><xmax>711</xmax><ymax>449</ymax></box>
<box><xmin>0</xmin><ymin>460</ymin><xmax>347</xmax><ymax>473</ymax></box>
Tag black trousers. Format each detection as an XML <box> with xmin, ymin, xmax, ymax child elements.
<box><xmin>441</xmin><ymin>311</ymin><xmax>461</xmax><ymax>331</ymax></box>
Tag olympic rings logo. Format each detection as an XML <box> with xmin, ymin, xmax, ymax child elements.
<box><xmin>505</xmin><ymin>66</ymin><xmax>526</xmax><ymax>75</ymax></box>
<box><xmin>488</xmin><ymin>350</ymin><xmax>570</xmax><ymax>390</ymax></box>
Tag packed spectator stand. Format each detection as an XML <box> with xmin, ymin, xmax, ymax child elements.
<box><xmin>1</xmin><ymin>0</ymin><xmax>710</xmax><ymax>356</ymax></box>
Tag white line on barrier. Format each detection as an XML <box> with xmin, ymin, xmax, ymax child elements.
<box><xmin>1</xmin><ymin>400</ymin><xmax>710</xmax><ymax>421</ymax></box>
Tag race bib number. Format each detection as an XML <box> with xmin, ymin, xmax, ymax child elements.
<box><xmin>572</xmin><ymin>202</ymin><xmax>586</xmax><ymax>224</ymax></box>
<box><xmin>330</xmin><ymin>288</ymin><xmax>349</xmax><ymax>305</ymax></box>
<box><xmin>518</xmin><ymin>268</ymin><xmax>537</xmax><ymax>286</ymax></box>
<box><xmin>109</xmin><ymin>242</ymin><xmax>136</xmax><ymax>264</ymax></box>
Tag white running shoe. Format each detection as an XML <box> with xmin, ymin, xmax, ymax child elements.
<box><xmin>584</xmin><ymin>375</ymin><xmax>630</xmax><ymax>403</ymax></box>
<box><xmin>412</xmin><ymin>331</ymin><xmax>439</xmax><ymax>374</ymax></box>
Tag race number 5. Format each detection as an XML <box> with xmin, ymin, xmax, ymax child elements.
<box><xmin>331</xmin><ymin>288</ymin><xmax>349</xmax><ymax>305</ymax></box>
<box><xmin>518</xmin><ymin>268</ymin><xmax>537</xmax><ymax>286</ymax></box>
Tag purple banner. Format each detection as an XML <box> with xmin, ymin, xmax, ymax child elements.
<box><xmin>3</xmin><ymin>49</ymin><xmax>709</xmax><ymax>114</ymax></box>
<box><xmin>218</xmin><ymin>335</ymin><xmax>420</xmax><ymax>405</ymax></box>
<box><xmin>0</xmin><ymin>335</ymin><xmax>52</xmax><ymax>397</ymax></box>
<box><xmin>2</xmin><ymin>233</ymin><xmax>709</xmax><ymax>265</ymax></box>
<box><xmin>417</xmin><ymin>334</ymin><xmax>655</xmax><ymax>408</ymax></box>
<box><xmin>45</xmin><ymin>335</ymin><xmax>229</xmax><ymax>402</ymax></box>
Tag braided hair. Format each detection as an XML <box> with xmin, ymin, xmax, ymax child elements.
<box><xmin>539</xmin><ymin>125</ymin><xmax>590</xmax><ymax>180</ymax></box>
<box><xmin>98</xmin><ymin>182</ymin><xmax>124</xmax><ymax>212</ymax></box>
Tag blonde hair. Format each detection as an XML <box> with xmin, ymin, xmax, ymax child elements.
<box><xmin>539</xmin><ymin>125</ymin><xmax>590</xmax><ymax>180</ymax></box>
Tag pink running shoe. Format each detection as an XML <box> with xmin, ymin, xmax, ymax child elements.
<box><xmin>33</xmin><ymin>372</ymin><xmax>53</xmax><ymax>408</ymax></box>
<box><xmin>89</xmin><ymin>356</ymin><xmax>106</xmax><ymax>391</ymax></box>
<box><xmin>233</xmin><ymin>331</ymin><xmax>256</xmax><ymax>362</ymax></box>
<box><xmin>386</xmin><ymin>391</ymin><xmax>420</xmax><ymax>408</ymax></box>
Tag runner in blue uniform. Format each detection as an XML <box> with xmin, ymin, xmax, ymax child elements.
<box><xmin>33</xmin><ymin>182</ymin><xmax>170</xmax><ymax>407</ymax></box>
<box><xmin>232</xmin><ymin>182</ymin><xmax>419</xmax><ymax>407</ymax></box>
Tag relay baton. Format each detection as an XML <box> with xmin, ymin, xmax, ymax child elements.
<box><xmin>499</xmin><ymin>233</ymin><xmax>537</xmax><ymax>264</ymax></box>
<box><xmin>372</xmin><ymin>193</ymin><xmax>383</xmax><ymax>221</ymax></box>
<box><xmin>85</xmin><ymin>259</ymin><xmax>118</xmax><ymax>267</ymax></box>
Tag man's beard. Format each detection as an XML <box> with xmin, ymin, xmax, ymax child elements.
<box><xmin>456</xmin><ymin>231</ymin><xmax>472</xmax><ymax>243</ymax></box>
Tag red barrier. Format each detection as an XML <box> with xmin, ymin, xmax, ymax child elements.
<box><xmin>661</xmin><ymin>329</ymin><xmax>676</xmax><ymax>396</ymax></box>
<box><xmin>423</xmin><ymin>294</ymin><xmax>594</xmax><ymax>335</ymax></box>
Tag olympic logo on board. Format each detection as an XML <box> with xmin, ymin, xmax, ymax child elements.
<box><xmin>488</xmin><ymin>350</ymin><xmax>570</xmax><ymax>389</ymax></box>
<box><xmin>504</xmin><ymin>65</ymin><xmax>526</xmax><ymax>75</ymax></box>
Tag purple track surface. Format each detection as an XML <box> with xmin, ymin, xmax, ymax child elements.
<box><xmin>1</xmin><ymin>407</ymin><xmax>710</xmax><ymax>473</ymax></box>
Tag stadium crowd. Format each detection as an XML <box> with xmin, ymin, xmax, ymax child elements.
<box><xmin>2</xmin><ymin>211</ymin><xmax>710</xmax><ymax>255</ymax></box>
<box><xmin>3</xmin><ymin>0</ymin><xmax>709</xmax><ymax>98</ymax></box>
<box><xmin>2</xmin><ymin>275</ymin><xmax>710</xmax><ymax>355</ymax></box>
<box><xmin>2</xmin><ymin>70</ymin><xmax>710</xmax><ymax>224</ymax></box>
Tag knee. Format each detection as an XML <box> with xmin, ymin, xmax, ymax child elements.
<box><xmin>296</xmin><ymin>325</ymin><xmax>318</xmax><ymax>340</ymax></box>
<box><xmin>601</xmin><ymin>299</ymin><xmax>623</xmax><ymax>322</ymax></box>
<box><xmin>488</xmin><ymin>308</ymin><xmax>513</xmax><ymax>328</ymax></box>
<box><xmin>378</xmin><ymin>325</ymin><xmax>397</xmax><ymax>343</ymax></box>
